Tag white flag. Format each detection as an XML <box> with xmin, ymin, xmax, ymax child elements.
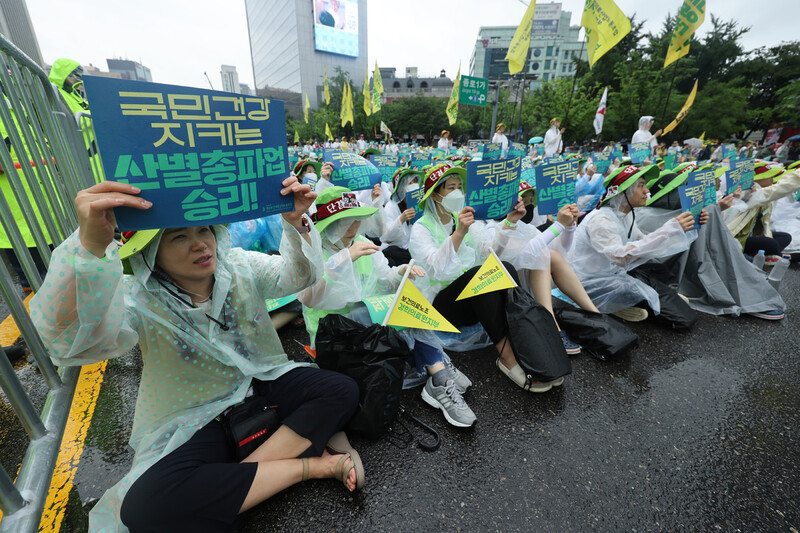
<box><xmin>593</xmin><ymin>86</ymin><xmax>608</xmax><ymax>135</ymax></box>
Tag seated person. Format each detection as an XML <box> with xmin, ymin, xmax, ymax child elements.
<box><xmin>409</xmin><ymin>164</ymin><xmax>568</xmax><ymax>393</ymax></box>
<box><xmin>570</xmin><ymin>165</ymin><xmax>702</xmax><ymax>329</ymax></box>
<box><xmin>770</xmin><ymin>160</ymin><xmax>800</xmax><ymax>261</ymax></box>
<box><xmin>299</xmin><ymin>186</ymin><xmax>476</xmax><ymax>427</ymax></box>
<box><xmin>379</xmin><ymin>168</ymin><xmax>423</xmax><ymax>266</ymax></box>
<box><xmin>30</xmin><ymin>179</ymin><xmax>364</xmax><ymax>531</ymax></box>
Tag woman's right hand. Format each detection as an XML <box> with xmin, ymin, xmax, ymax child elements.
<box><xmin>453</xmin><ymin>206</ymin><xmax>475</xmax><ymax>237</ymax></box>
<box><xmin>75</xmin><ymin>181</ymin><xmax>151</xmax><ymax>258</ymax></box>
<box><xmin>320</xmin><ymin>162</ymin><xmax>334</xmax><ymax>181</ymax></box>
<box><xmin>400</xmin><ymin>208</ymin><xmax>417</xmax><ymax>223</ymax></box>
<box><xmin>556</xmin><ymin>203</ymin><xmax>579</xmax><ymax>226</ymax></box>
<box><xmin>675</xmin><ymin>211</ymin><xmax>695</xmax><ymax>232</ymax></box>
<box><xmin>348</xmin><ymin>240</ymin><xmax>379</xmax><ymax>261</ymax></box>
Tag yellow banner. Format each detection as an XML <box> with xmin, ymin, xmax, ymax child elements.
<box><xmin>345</xmin><ymin>82</ymin><xmax>354</xmax><ymax>126</ymax></box>
<box><xmin>324</xmin><ymin>67</ymin><xmax>330</xmax><ymax>105</ymax></box>
<box><xmin>363</xmin><ymin>70</ymin><xmax>372</xmax><ymax>116</ymax></box>
<box><xmin>581</xmin><ymin>0</ymin><xmax>631</xmax><ymax>69</ymax></box>
<box><xmin>372</xmin><ymin>60</ymin><xmax>383</xmax><ymax>112</ymax></box>
<box><xmin>661</xmin><ymin>80</ymin><xmax>698</xmax><ymax>135</ymax></box>
<box><xmin>294</xmin><ymin>130</ymin><xmax>300</xmax><ymax>144</ymax></box>
<box><xmin>325</xmin><ymin>122</ymin><xmax>333</xmax><ymax>141</ymax></box>
<box><xmin>386</xmin><ymin>279</ymin><xmax>459</xmax><ymax>332</ymax></box>
<box><xmin>456</xmin><ymin>251</ymin><xmax>518</xmax><ymax>301</ymax></box>
<box><xmin>304</xmin><ymin>92</ymin><xmax>310</xmax><ymax>123</ymax></box>
<box><xmin>504</xmin><ymin>1</ymin><xmax>537</xmax><ymax>75</ymax></box>
<box><xmin>664</xmin><ymin>0</ymin><xmax>705</xmax><ymax>68</ymax></box>
<box><xmin>446</xmin><ymin>65</ymin><xmax>460</xmax><ymax>126</ymax></box>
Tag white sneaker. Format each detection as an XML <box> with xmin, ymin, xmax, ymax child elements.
<box><xmin>611</xmin><ymin>307</ymin><xmax>648</xmax><ymax>322</ymax></box>
<box><xmin>495</xmin><ymin>359</ymin><xmax>553</xmax><ymax>393</ymax></box>
<box><xmin>421</xmin><ymin>377</ymin><xmax>477</xmax><ymax>427</ymax></box>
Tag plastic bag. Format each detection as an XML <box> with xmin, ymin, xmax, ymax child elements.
<box><xmin>553</xmin><ymin>307</ymin><xmax>638</xmax><ymax>361</ymax></box>
<box><xmin>315</xmin><ymin>314</ymin><xmax>410</xmax><ymax>438</ymax></box>
<box><xmin>505</xmin><ymin>287</ymin><xmax>571</xmax><ymax>381</ymax></box>
<box><xmin>228</xmin><ymin>215</ymin><xmax>285</xmax><ymax>253</ymax></box>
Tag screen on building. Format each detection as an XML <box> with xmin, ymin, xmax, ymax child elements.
<box><xmin>313</xmin><ymin>0</ymin><xmax>359</xmax><ymax>57</ymax></box>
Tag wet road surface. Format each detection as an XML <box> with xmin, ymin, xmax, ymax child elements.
<box><xmin>1</xmin><ymin>266</ymin><xmax>799</xmax><ymax>532</ymax></box>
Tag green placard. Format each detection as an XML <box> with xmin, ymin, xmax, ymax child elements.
<box><xmin>459</xmin><ymin>75</ymin><xmax>488</xmax><ymax>107</ymax></box>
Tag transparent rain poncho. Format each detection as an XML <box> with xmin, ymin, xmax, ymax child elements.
<box><xmin>380</xmin><ymin>174</ymin><xmax>418</xmax><ymax>250</ymax></box>
<box><xmin>771</xmin><ymin>194</ymin><xmax>800</xmax><ymax>254</ymax></box>
<box><xmin>724</xmin><ymin>170</ymin><xmax>800</xmax><ymax>243</ymax></box>
<box><xmin>569</xmin><ymin>191</ymin><xmax>694</xmax><ymax>314</ymax></box>
<box><xmin>30</xmin><ymin>219</ymin><xmax>323</xmax><ymax>532</ymax></box>
<box><xmin>297</xmin><ymin>219</ymin><xmax>443</xmax><ymax>351</ymax></box>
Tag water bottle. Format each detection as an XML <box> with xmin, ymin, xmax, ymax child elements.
<box><xmin>752</xmin><ymin>250</ymin><xmax>766</xmax><ymax>270</ymax></box>
<box><xmin>767</xmin><ymin>256</ymin><xmax>790</xmax><ymax>290</ymax></box>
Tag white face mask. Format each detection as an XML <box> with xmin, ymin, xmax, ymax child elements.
<box><xmin>303</xmin><ymin>173</ymin><xmax>317</xmax><ymax>182</ymax></box>
<box><xmin>404</xmin><ymin>182</ymin><xmax>420</xmax><ymax>195</ymax></box>
<box><xmin>438</xmin><ymin>189</ymin><xmax>465</xmax><ymax>213</ymax></box>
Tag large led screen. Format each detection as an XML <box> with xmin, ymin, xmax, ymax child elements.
<box><xmin>313</xmin><ymin>0</ymin><xmax>359</xmax><ymax>57</ymax></box>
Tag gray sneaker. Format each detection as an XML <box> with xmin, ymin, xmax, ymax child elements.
<box><xmin>421</xmin><ymin>377</ymin><xmax>477</xmax><ymax>428</ymax></box>
<box><xmin>446</xmin><ymin>358</ymin><xmax>472</xmax><ymax>393</ymax></box>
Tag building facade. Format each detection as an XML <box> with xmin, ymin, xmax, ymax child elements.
<box><xmin>469</xmin><ymin>5</ymin><xmax>587</xmax><ymax>89</ymax></box>
<box><xmin>379</xmin><ymin>67</ymin><xmax>454</xmax><ymax>104</ymax></box>
<box><xmin>0</xmin><ymin>0</ymin><xmax>42</xmax><ymax>66</ymax></box>
<box><xmin>245</xmin><ymin>0</ymin><xmax>368</xmax><ymax>118</ymax></box>
<box><xmin>106</xmin><ymin>58</ymin><xmax>152</xmax><ymax>82</ymax></box>
<box><xmin>220</xmin><ymin>64</ymin><xmax>241</xmax><ymax>93</ymax></box>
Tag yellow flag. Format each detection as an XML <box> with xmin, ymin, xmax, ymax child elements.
<box><xmin>661</xmin><ymin>80</ymin><xmax>698</xmax><ymax>135</ymax></box>
<box><xmin>340</xmin><ymin>82</ymin><xmax>347</xmax><ymax>125</ymax></box>
<box><xmin>446</xmin><ymin>65</ymin><xmax>460</xmax><ymax>126</ymax></box>
<box><xmin>456</xmin><ymin>251</ymin><xmax>518</xmax><ymax>301</ymax></box>
<box><xmin>385</xmin><ymin>278</ymin><xmax>459</xmax><ymax>332</ymax></box>
<box><xmin>504</xmin><ymin>1</ymin><xmax>536</xmax><ymax>75</ymax></box>
<box><xmin>363</xmin><ymin>70</ymin><xmax>372</xmax><ymax>116</ymax></box>
<box><xmin>304</xmin><ymin>92</ymin><xmax>310</xmax><ymax>123</ymax></box>
<box><xmin>342</xmin><ymin>82</ymin><xmax>354</xmax><ymax>127</ymax></box>
<box><xmin>372</xmin><ymin>60</ymin><xmax>383</xmax><ymax>113</ymax></box>
<box><xmin>324</xmin><ymin>67</ymin><xmax>330</xmax><ymax>105</ymax></box>
<box><xmin>699</xmin><ymin>131</ymin><xmax>706</xmax><ymax>142</ymax></box>
<box><xmin>325</xmin><ymin>122</ymin><xmax>333</xmax><ymax>141</ymax></box>
<box><xmin>581</xmin><ymin>0</ymin><xmax>631</xmax><ymax>69</ymax></box>
<box><xmin>294</xmin><ymin>130</ymin><xmax>300</xmax><ymax>144</ymax></box>
<box><xmin>664</xmin><ymin>0</ymin><xmax>705</xmax><ymax>68</ymax></box>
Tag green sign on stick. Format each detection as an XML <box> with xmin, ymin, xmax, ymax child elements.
<box><xmin>459</xmin><ymin>75</ymin><xmax>488</xmax><ymax>106</ymax></box>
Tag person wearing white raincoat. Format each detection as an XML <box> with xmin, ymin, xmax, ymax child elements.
<box><xmin>408</xmin><ymin>163</ymin><xmax>567</xmax><ymax>393</ymax></box>
<box><xmin>30</xmin><ymin>179</ymin><xmax>365</xmax><ymax>532</ymax></box>
<box><xmin>631</xmin><ymin>116</ymin><xmax>662</xmax><ymax>155</ymax></box>
<box><xmin>543</xmin><ymin>118</ymin><xmax>564</xmax><ymax>158</ymax></box>
<box><xmin>379</xmin><ymin>167</ymin><xmax>423</xmax><ymax>266</ymax></box>
<box><xmin>570</xmin><ymin>165</ymin><xmax>701</xmax><ymax>328</ymax></box>
<box><xmin>298</xmin><ymin>185</ymin><xmax>476</xmax><ymax>427</ymax></box>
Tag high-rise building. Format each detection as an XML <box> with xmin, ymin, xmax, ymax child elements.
<box><xmin>469</xmin><ymin>3</ymin><xmax>587</xmax><ymax>89</ymax></box>
<box><xmin>380</xmin><ymin>67</ymin><xmax>454</xmax><ymax>104</ymax></box>
<box><xmin>0</xmin><ymin>0</ymin><xmax>43</xmax><ymax>66</ymax></box>
<box><xmin>106</xmin><ymin>58</ymin><xmax>152</xmax><ymax>82</ymax></box>
<box><xmin>239</xmin><ymin>83</ymin><xmax>253</xmax><ymax>96</ymax></box>
<box><xmin>220</xmin><ymin>64</ymin><xmax>241</xmax><ymax>93</ymax></box>
<box><xmin>245</xmin><ymin>0</ymin><xmax>368</xmax><ymax>118</ymax></box>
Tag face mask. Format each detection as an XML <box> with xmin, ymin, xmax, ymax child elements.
<box><xmin>438</xmin><ymin>189</ymin><xmax>465</xmax><ymax>213</ymax></box>
<box><xmin>303</xmin><ymin>173</ymin><xmax>317</xmax><ymax>182</ymax></box>
<box><xmin>404</xmin><ymin>182</ymin><xmax>419</xmax><ymax>195</ymax></box>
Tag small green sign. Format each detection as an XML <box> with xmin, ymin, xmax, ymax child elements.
<box><xmin>459</xmin><ymin>75</ymin><xmax>488</xmax><ymax>107</ymax></box>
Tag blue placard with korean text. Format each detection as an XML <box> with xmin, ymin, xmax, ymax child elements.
<box><xmin>482</xmin><ymin>142</ymin><xmax>502</xmax><ymax>161</ymax></box>
<box><xmin>534</xmin><ymin>160</ymin><xmax>579</xmax><ymax>215</ymax></box>
<box><xmin>628</xmin><ymin>142</ymin><xmax>651</xmax><ymax>165</ymax></box>
<box><xmin>324</xmin><ymin>150</ymin><xmax>382</xmax><ymax>191</ymax></box>
<box><xmin>410</xmin><ymin>153</ymin><xmax>431</xmax><ymax>170</ymax></box>
<box><xmin>663</xmin><ymin>153</ymin><xmax>677</xmax><ymax>170</ymax></box>
<box><xmin>684</xmin><ymin>168</ymin><xmax>717</xmax><ymax>208</ymax></box>
<box><xmin>508</xmin><ymin>142</ymin><xmax>527</xmax><ymax>159</ymax></box>
<box><xmin>465</xmin><ymin>157</ymin><xmax>522</xmax><ymax>220</ymax></box>
<box><xmin>543</xmin><ymin>155</ymin><xmax>564</xmax><ymax>164</ymax></box>
<box><xmin>371</xmin><ymin>154</ymin><xmax>399</xmax><ymax>183</ymax></box>
<box><xmin>405</xmin><ymin>186</ymin><xmax>425</xmax><ymax>224</ymax></box>
<box><xmin>521</xmin><ymin>156</ymin><xmax>536</xmax><ymax>183</ymax></box>
<box><xmin>84</xmin><ymin>76</ymin><xmax>293</xmax><ymax>231</ymax></box>
<box><xmin>677</xmin><ymin>185</ymin><xmax>703</xmax><ymax>230</ymax></box>
<box><xmin>722</xmin><ymin>143</ymin><xmax>737</xmax><ymax>160</ymax></box>
<box><xmin>592</xmin><ymin>152</ymin><xmax>612</xmax><ymax>174</ymax></box>
<box><xmin>728</xmin><ymin>158</ymin><xmax>755</xmax><ymax>193</ymax></box>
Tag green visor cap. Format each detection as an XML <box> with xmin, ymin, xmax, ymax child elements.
<box><xmin>119</xmin><ymin>229</ymin><xmax>162</xmax><ymax>275</ymax></box>
<box><xmin>293</xmin><ymin>160</ymin><xmax>321</xmax><ymax>176</ymax></box>
<box><xmin>392</xmin><ymin>168</ymin><xmax>424</xmax><ymax>196</ymax></box>
<box><xmin>787</xmin><ymin>160</ymin><xmax>800</xmax><ymax>171</ymax></box>
<box><xmin>311</xmin><ymin>186</ymin><xmax>378</xmax><ymax>234</ymax></box>
<box><xmin>754</xmin><ymin>161</ymin><xmax>785</xmax><ymax>181</ymax></box>
<box><xmin>419</xmin><ymin>164</ymin><xmax>465</xmax><ymax>210</ymax></box>
<box><xmin>600</xmin><ymin>165</ymin><xmax>658</xmax><ymax>207</ymax></box>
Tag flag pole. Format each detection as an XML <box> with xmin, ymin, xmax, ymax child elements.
<box><xmin>563</xmin><ymin>35</ymin><xmax>586</xmax><ymax>129</ymax></box>
<box><xmin>382</xmin><ymin>259</ymin><xmax>415</xmax><ymax>327</ymax></box>
<box><xmin>659</xmin><ymin>61</ymin><xmax>680</xmax><ymax>129</ymax></box>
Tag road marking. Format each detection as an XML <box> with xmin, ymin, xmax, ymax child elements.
<box><xmin>0</xmin><ymin>292</ymin><xmax>34</xmax><ymax>346</ymax></box>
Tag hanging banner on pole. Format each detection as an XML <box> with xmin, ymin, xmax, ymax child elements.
<box><xmin>664</xmin><ymin>0</ymin><xmax>706</xmax><ymax>68</ymax></box>
<box><xmin>581</xmin><ymin>0</ymin><xmax>632</xmax><ymax>68</ymax></box>
<box><xmin>661</xmin><ymin>80</ymin><xmax>698</xmax><ymax>135</ymax></box>
<box><xmin>505</xmin><ymin>1</ymin><xmax>537</xmax><ymax>75</ymax></box>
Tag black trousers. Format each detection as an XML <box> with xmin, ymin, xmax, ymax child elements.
<box><xmin>743</xmin><ymin>231</ymin><xmax>792</xmax><ymax>257</ymax></box>
<box><xmin>628</xmin><ymin>262</ymin><xmax>698</xmax><ymax>330</ymax></box>
<box><xmin>382</xmin><ymin>245</ymin><xmax>412</xmax><ymax>267</ymax></box>
<box><xmin>120</xmin><ymin>367</ymin><xmax>358</xmax><ymax>533</ymax></box>
<box><xmin>433</xmin><ymin>262</ymin><xmax>521</xmax><ymax>344</ymax></box>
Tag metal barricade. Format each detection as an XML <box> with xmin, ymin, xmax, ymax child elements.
<box><xmin>0</xmin><ymin>33</ymin><xmax>98</xmax><ymax>533</ymax></box>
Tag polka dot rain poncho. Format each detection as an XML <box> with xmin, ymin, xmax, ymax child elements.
<box><xmin>31</xmin><ymin>218</ymin><xmax>323</xmax><ymax>531</ymax></box>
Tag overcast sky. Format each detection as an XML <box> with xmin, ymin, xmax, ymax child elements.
<box><xmin>28</xmin><ymin>0</ymin><xmax>796</xmax><ymax>91</ymax></box>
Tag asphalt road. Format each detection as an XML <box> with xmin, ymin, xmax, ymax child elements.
<box><xmin>1</xmin><ymin>265</ymin><xmax>799</xmax><ymax>532</ymax></box>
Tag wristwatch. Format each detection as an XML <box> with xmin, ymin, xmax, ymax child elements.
<box><xmin>295</xmin><ymin>215</ymin><xmax>311</xmax><ymax>234</ymax></box>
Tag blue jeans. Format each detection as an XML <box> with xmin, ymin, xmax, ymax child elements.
<box><xmin>409</xmin><ymin>340</ymin><xmax>445</xmax><ymax>374</ymax></box>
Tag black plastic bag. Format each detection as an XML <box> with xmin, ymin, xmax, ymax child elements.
<box><xmin>628</xmin><ymin>263</ymin><xmax>698</xmax><ymax>329</ymax></box>
<box><xmin>315</xmin><ymin>314</ymin><xmax>409</xmax><ymax>439</ymax></box>
<box><xmin>553</xmin><ymin>307</ymin><xmax>638</xmax><ymax>361</ymax></box>
<box><xmin>505</xmin><ymin>287</ymin><xmax>571</xmax><ymax>382</ymax></box>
